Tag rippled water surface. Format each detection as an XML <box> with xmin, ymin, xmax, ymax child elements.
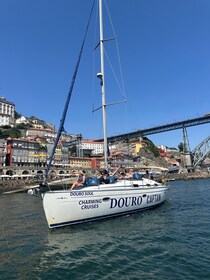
<box><xmin>0</xmin><ymin>179</ymin><xmax>210</xmax><ymax>280</ymax></box>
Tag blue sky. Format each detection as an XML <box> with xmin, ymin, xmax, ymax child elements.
<box><xmin>1</xmin><ymin>0</ymin><xmax>210</xmax><ymax>149</ymax></box>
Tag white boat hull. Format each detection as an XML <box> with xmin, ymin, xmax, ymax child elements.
<box><xmin>42</xmin><ymin>179</ymin><xmax>168</xmax><ymax>228</ymax></box>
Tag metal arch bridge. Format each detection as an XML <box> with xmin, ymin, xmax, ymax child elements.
<box><xmin>95</xmin><ymin>114</ymin><xmax>210</xmax><ymax>168</ymax></box>
<box><xmin>191</xmin><ymin>136</ymin><xmax>210</xmax><ymax>167</ymax></box>
<box><xmin>96</xmin><ymin>115</ymin><xmax>210</xmax><ymax>143</ymax></box>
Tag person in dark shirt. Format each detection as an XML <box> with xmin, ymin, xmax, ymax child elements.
<box><xmin>143</xmin><ymin>170</ymin><xmax>150</xmax><ymax>178</ymax></box>
<box><xmin>143</xmin><ymin>170</ymin><xmax>154</xmax><ymax>180</ymax></box>
<box><xmin>99</xmin><ymin>169</ymin><xmax>109</xmax><ymax>184</ymax></box>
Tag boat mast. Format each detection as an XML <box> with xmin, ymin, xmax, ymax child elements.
<box><xmin>98</xmin><ymin>0</ymin><xmax>108</xmax><ymax>170</ymax></box>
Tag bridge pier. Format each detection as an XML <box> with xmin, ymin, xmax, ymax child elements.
<box><xmin>181</xmin><ymin>152</ymin><xmax>193</xmax><ymax>171</ymax></box>
<box><xmin>182</xmin><ymin>127</ymin><xmax>193</xmax><ymax>169</ymax></box>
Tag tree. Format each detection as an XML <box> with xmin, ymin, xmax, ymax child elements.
<box><xmin>178</xmin><ymin>142</ymin><xmax>184</xmax><ymax>152</ymax></box>
<box><xmin>143</xmin><ymin>139</ymin><xmax>160</xmax><ymax>157</ymax></box>
<box><xmin>0</xmin><ymin>127</ymin><xmax>21</xmax><ymax>138</ymax></box>
<box><xmin>15</xmin><ymin>111</ymin><xmax>22</xmax><ymax>120</ymax></box>
<box><xmin>7</xmin><ymin>128</ymin><xmax>22</xmax><ymax>138</ymax></box>
<box><xmin>16</xmin><ymin>123</ymin><xmax>28</xmax><ymax>129</ymax></box>
<box><xmin>0</xmin><ymin>125</ymin><xmax>11</xmax><ymax>129</ymax></box>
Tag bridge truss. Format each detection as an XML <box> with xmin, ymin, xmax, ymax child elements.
<box><xmin>96</xmin><ymin>114</ymin><xmax>210</xmax><ymax>169</ymax></box>
<box><xmin>192</xmin><ymin>136</ymin><xmax>210</xmax><ymax>167</ymax></box>
<box><xmin>96</xmin><ymin>115</ymin><xmax>210</xmax><ymax>143</ymax></box>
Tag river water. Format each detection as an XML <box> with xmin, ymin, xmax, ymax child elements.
<box><xmin>0</xmin><ymin>179</ymin><xmax>210</xmax><ymax>280</ymax></box>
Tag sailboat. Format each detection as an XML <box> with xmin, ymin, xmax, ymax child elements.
<box><xmin>41</xmin><ymin>0</ymin><xmax>169</xmax><ymax>229</ymax></box>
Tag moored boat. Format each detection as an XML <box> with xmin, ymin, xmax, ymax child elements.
<box><xmin>41</xmin><ymin>0</ymin><xmax>169</xmax><ymax>229</ymax></box>
<box><xmin>43</xmin><ymin>177</ymin><xmax>167</xmax><ymax>228</ymax></box>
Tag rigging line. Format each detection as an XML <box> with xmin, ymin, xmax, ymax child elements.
<box><xmin>45</xmin><ymin>0</ymin><xmax>96</xmax><ymax>179</ymax></box>
<box><xmin>92</xmin><ymin>0</ymin><xmax>99</xmax><ymax>113</ymax></box>
<box><xmin>104</xmin><ymin>0</ymin><xmax>131</xmax><ymax>134</ymax></box>
<box><xmin>103</xmin><ymin>46</ymin><xmax>126</xmax><ymax>100</ymax></box>
<box><xmin>92</xmin><ymin>45</ymin><xmax>126</xmax><ymax>111</ymax></box>
<box><xmin>104</xmin><ymin>0</ymin><xmax>127</xmax><ymax>101</ymax></box>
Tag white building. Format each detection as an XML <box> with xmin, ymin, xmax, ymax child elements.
<box><xmin>16</xmin><ymin>116</ymin><xmax>27</xmax><ymax>124</ymax></box>
<box><xmin>81</xmin><ymin>140</ymin><xmax>104</xmax><ymax>155</ymax></box>
<box><xmin>0</xmin><ymin>97</ymin><xmax>15</xmax><ymax>126</ymax></box>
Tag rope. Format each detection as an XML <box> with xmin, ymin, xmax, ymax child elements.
<box><xmin>45</xmin><ymin>0</ymin><xmax>96</xmax><ymax>179</ymax></box>
<box><xmin>104</xmin><ymin>0</ymin><xmax>127</xmax><ymax>101</ymax></box>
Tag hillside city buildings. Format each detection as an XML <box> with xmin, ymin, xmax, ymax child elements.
<box><xmin>0</xmin><ymin>97</ymin><xmax>182</xmax><ymax>170</ymax></box>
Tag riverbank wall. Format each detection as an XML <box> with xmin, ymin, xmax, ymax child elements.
<box><xmin>167</xmin><ymin>170</ymin><xmax>210</xmax><ymax>181</ymax></box>
<box><xmin>0</xmin><ymin>178</ymin><xmax>75</xmax><ymax>194</ymax></box>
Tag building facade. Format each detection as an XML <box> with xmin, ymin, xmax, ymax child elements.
<box><xmin>69</xmin><ymin>156</ymin><xmax>104</xmax><ymax>169</ymax></box>
<box><xmin>6</xmin><ymin>138</ymin><xmax>47</xmax><ymax>168</ymax></box>
<box><xmin>0</xmin><ymin>97</ymin><xmax>15</xmax><ymax>126</ymax></box>
<box><xmin>0</xmin><ymin>139</ymin><xmax>7</xmax><ymax>166</ymax></box>
<box><xmin>81</xmin><ymin>140</ymin><xmax>104</xmax><ymax>155</ymax></box>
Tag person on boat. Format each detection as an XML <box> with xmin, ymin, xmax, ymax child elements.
<box><xmin>116</xmin><ymin>170</ymin><xmax>128</xmax><ymax>179</ymax></box>
<box><xmin>143</xmin><ymin>170</ymin><xmax>150</xmax><ymax>178</ymax></box>
<box><xmin>117</xmin><ymin>171</ymin><xmax>126</xmax><ymax>179</ymax></box>
<box><xmin>143</xmin><ymin>170</ymin><xmax>154</xmax><ymax>180</ymax></box>
<box><xmin>98</xmin><ymin>169</ymin><xmax>109</xmax><ymax>184</ymax></box>
<box><xmin>124</xmin><ymin>169</ymin><xmax>133</xmax><ymax>179</ymax></box>
<box><xmin>70</xmin><ymin>170</ymin><xmax>86</xmax><ymax>190</ymax></box>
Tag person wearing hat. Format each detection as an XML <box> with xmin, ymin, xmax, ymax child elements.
<box><xmin>70</xmin><ymin>170</ymin><xmax>86</xmax><ymax>190</ymax></box>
